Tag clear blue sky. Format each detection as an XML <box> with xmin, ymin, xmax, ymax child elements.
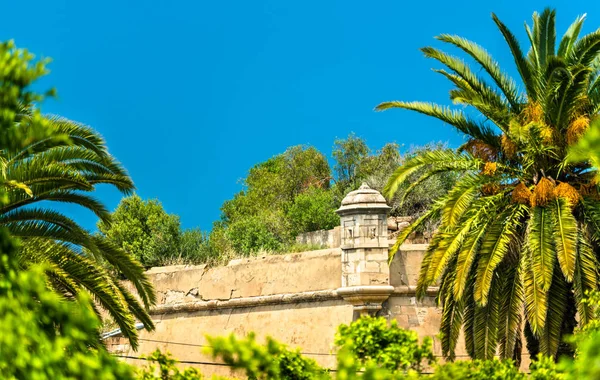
<box><xmin>2</xmin><ymin>0</ymin><xmax>599</xmax><ymax>232</ymax></box>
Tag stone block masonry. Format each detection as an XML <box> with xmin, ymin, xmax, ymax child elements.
<box><xmin>108</xmin><ymin>185</ymin><xmax>454</xmax><ymax>377</ymax></box>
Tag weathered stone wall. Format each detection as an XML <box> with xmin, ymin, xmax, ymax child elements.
<box><xmin>295</xmin><ymin>226</ymin><xmax>341</xmax><ymax>248</ymax></box>
<box><xmin>106</xmin><ymin>185</ymin><xmax>464</xmax><ymax>377</ymax></box>
<box><xmin>144</xmin><ymin>247</ymin><xmax>342</xmax><ymax>305</ymax></box>
<box><xmin>108</xmin><ymin>244</ymin><xmax>448</xmax><ymax>377</ymax></box>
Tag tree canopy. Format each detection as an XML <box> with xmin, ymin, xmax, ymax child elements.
<box><xmin>99</xmin><ymin>195</ymin><xmax>212</xmax><ymax>268</ymax></box>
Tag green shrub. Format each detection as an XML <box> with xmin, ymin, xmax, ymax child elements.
<box><xmin>137</xmin><ymin>350</ymin><xmax>203</xmax><ymax>380</ymax></box>
<box><xmin>335</xmin><ymin>316</ymin><xmax>435</xmax><ymax>374</ymax></box>
<box><xmin>429</xmin><ymin>359</ymin><xmax>524</xmax><ymax>380</ymax></box>
<box><xmin>529</xmin><ymin>355</ymin><xmax>561</xmax><ymax>380</ymax></box>
<box><xmin>225</xmin><ymin>213</ymin><xmax>287</xmax><ymax>254</ymax></box>
<box><xmin>287</xmin><ymin>186</ymin><xmax>339</xmax><ymax>237</ymax></box>
<box><xmin>206</xmin><ymin>333</ymin><xmax>328</xmax><ymax>380</ymax></box>
<box><xmin>0</xmin><ymin>233</ymin><xmax>134</xmax><ymax>379</ymax></box>
<box><xmin>98</xmin><ymin>194</ymin><xmax>182</xmax><ymax>268</ymax></box>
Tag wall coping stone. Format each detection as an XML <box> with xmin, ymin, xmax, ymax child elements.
<box><xmin>151</xmin><ymin>289</ymin><xmax>341</xmax><ymax>315</ymax></box>
<box><xmin>149</xmin><ymin>285</ymin><xmax>441</xmax><ymax>315</ymax></box>
<box><xmin>392</xmin><ymin>285</ymin><xmax>439</xmax><ymax>297</ymax></box>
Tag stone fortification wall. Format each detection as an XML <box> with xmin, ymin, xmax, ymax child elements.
<box><xmin>107</xmin><ymin>185</ymin><xmax>451</xmax><ymax>377</ymax></box>
<box><xmin>108</xmin><ymin>244</ymin><xmax>446</xmax><ymax>377</ymax></box>
<box><xmin>295</xmin><ymin>226</ymin><xmax>341</xmax><ymax>249</ymax></box>
<box><xmin>146</xmin><ymin>247</ymin><xmax>342</xmax><ymax>305</ymax></box>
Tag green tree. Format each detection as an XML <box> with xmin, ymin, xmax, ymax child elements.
<box><xmin>287</xmin><ymin>186</ymin><xmax>339</xmax><ymax>237</ymax></box>
<box><xmin>214</xmin><ymin>145</ymin><xmax>331</xmax><ymax>255</ymax></box>
<box><xmin>332</xmin><ymin>133</ymin><xmax>369</xmax><ymax>195</ymax></box>
<box><xmin>180</xmin><ymin>228</ymin><xmax>213</xmax><ymax>264</ymax></box>
<box><xmin>378</xmin><ymin>9</ymin><xmax>600</xmax><ymax>361</ymax></box>
<box><xmin>99</xmin><ymin>195</ymin><xmax>182</xmax><ymax>268</ymax></box>
<box><xmin>0</xmin><ymin>40</ymin><xmax>154</xmax><ymax>349</ymax></box>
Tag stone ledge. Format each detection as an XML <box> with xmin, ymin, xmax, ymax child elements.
<box><xmin>391</xmin><ymin>285</ymin><xmax>439</xmax><ymax>296</ymax></box>
<box><xmin>393</xmin><ymin>243</ymin><xmax>429</xmax><ymax>251</ymax></box>
<box><xmin>151</xmin><ymin>289</ymin><xmax>341</xmax><ymax>315</ymax></box>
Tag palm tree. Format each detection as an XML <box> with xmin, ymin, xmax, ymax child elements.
<box><xmin>377</xmin><ymin>9</ymin><xmax>600</xmax><ymax>361</ymax></box>
<box><xmin>0</xmin><ymin>110</ymin><xmax>156</xmax><ymax>349</ymax></box>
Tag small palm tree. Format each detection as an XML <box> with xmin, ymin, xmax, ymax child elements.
<box><xmin>0</xmin><ymin>110</ymin><xmax>155</xmax><ymax>349</ymax></box>
<box><xmin>378</xmin><ymin>9</ymin><xmax>600</xmax><ymax>360</ymax></box>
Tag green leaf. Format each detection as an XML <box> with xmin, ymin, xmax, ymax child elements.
<box><xmin>528</xmin><ymin>206</ymin><xmax>555</xmax><ymax>291</ymax></box>
<box><xmin>552</xmin><ymin>198</ymin><xmax>577</xmax><ymax>281</ymax></box>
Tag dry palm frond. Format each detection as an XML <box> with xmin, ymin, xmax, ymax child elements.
<box><xmin>554</xmin><ymin>182</ymin><xmax>581</xmax><ymax>206</ymax></box>
<box><xmin>511</xmin><ymin>182</ymin><xmax>532</xmax><ymax>205</ymax></box>
<box><xmin>566</xmin><ymin>115</ymin><xmax>590</xmax><ymax>145</ymax></box>
<box><xmin>531</xmin><ymin>177</ymin><xmax>556</xmax><ymax>207</ymax></box>
<box><xmin>463</xmin><ymin>139</ymin><xmax>498</xmax><ymax>161</ymax></box>
<box><xmin>482</xmin><ymin>162</ymin><xmax>498</xmax><ymax>176</ymax></box>
<box><xmin>522</xmin><ymin>102</ymin><xmax>544</xmax><ymax>123</ymax></box>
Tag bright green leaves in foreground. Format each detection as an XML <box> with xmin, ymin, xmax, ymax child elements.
<box><xmin>0</xmin><ymin>39</ymin><xmax>155</xmax><ymax>348</ymax></box>
<box><xmin>0</xmin><ymin>233</ymin><xmax>133</xmax><ymax>380</ymax></box>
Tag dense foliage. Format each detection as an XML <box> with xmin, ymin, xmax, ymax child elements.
<box><xmin>98</xmin><ymin>195</ymin><xmax>211</xmax><ymax>267</ymax></box>
<box><xmin>0</xmin><ymin>243</ymin><xmax>134</xmax><ymax>379</ymax></box>
<box><xmin>136</xmin><ymin>350</ymin><xmax>204</xmax><ymax>380</ymax></box>
<box><xmin>207</xmin><ymin>333</ymin><xmax>328</xmax><ymax>380</ymax></box>
<box><xmin>0</xmin><ymin>40</ymin><xmax>155</xmax><ymax>347</ymax></box>
<box><xmin>378</xmin><ymin>9</ymin><xmax>600</xmax><ymax>361</ymax></box>
<box><xmin>334</xmin><ymin>316</ymin><xmax>435</xmax><ymax>374</ymax></box>
<box><xmin>203</xmin><ymin>137</ymin><xmax>456</xmax><ymax>258</ymax></box>
<box><xmin>0</xmin><ymin>40</ymin><xmax>135</xmax><ymax>377</ymax></box>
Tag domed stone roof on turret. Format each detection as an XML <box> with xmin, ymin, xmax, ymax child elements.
<box><xmin>336</xmin><ymin>183</ymin><xmax>391</xmax><ymax>215</ymax></box>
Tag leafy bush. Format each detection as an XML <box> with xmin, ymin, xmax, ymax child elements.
<box><xmin>179</xmin><ymin>228</ymin><xmax>213</xmax><ymax>264</ymax></box>
<box><xmin>335</xmin><ymin>316</ymin><xmax>435</xmax><ymax>374</ymax></box>
<box><xmin>98</xmin><ymin>195</ymin><xmax>182</xmax><ymax>267</ymax></box>
<box><xmin>99</xmin><ymin>195</ymin><xmax>215</xmax><ymax>267</ymax></box>
<box><xmin>287</xmin><ymin>186</ymin><xmax>339</xmax><ymax>236</ymax></box>
<box><xmin>429</xmin><ymin>359</ymin><xmax>524</xmax><ymax>380</ymax></box>
<box><xmin>207</xmin><ymin>333</ymin><xmax>328</xmax><ymax>380</ymax></box>
<box><xmin>0</xmin><ymin>233</ymin><xmax>134</xmax><ymax>379</ymax></box>
<box><xmin>137</xmin><ymin>350</ymin><xmax>203</xmax><ymax>380</ymax></box>
<box><xmin>225</xmin><ymin>212</ymin><xmax>288</xmax><ymax>254</ymax></box>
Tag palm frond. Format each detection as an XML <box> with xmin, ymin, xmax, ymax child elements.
<box><xmin>528</xmin><ymin>206</ymin><xmax>555</xmax><ymax>290</ymax></box>
<box><xmin>492</xmin><ymin>13</ymin><xmax>537</xmax><ymax>99</ymax></box>
<box><xmin>439</xmin><ymin>271</ymin><xmax>465</xmax><ymax>360</ymax></box>
<box><xmin>552</xmin><ymin>198</ymin><xmax>577</xmax><ymax>281</ymax></box>
<box><xmin>498</xmin><ymin>262</ymin><xmax>525</xmax><ymax>360</ymax></box>
<box><xmin>475</xmin><ymin>204</ymin><xmax>527</xmax><ymax>306</ymax></box>
<box><xmin>568</xmin><ymin>30</ymin><xmax>600</xmax><ymax>66</ymax></box>
<box><xmin>2</xmin><ymin>191</ymin><xmax>111</xmax><ymax>222</ymax></box>
<box><xmin>539</xmin><ymin>268</ymin><xmax>568</xmax><ymax>357</ymax></box>
<box><xmin>383</xmin><ymin>149</ymin><xmax>479</xmax><ymax>199</ymax></box>
<box><xmin>375</xmin><ymin>101</ymin><xmax>499</xmax><ymax>147</ymax></box>
<box><xmin>473</xmin><ymin>273</ymin><xmax>501</xmax><ymax>360</ymax></box>
<box><xmin>535</xmin><ymin>8</ymin><xmax>557</xmax><ymax>68</ymax></box>
<box><xmin>89</xmin><ymin>236</ymin><xmax>156</xmax><ymax>308</ymax></box>
<box><xmin>573</xmin><ymin>230</ymin><xmax>598</xmax><ymax>325</ymax></box>
<box><xmin>557</xmin><ymin>14</ymin><xmax>587</xmax><ymax>57</ymax></box>
<box><xmin>523</xmin><ymin>247</ymin><xmax>548</xmax><ymax>334</ymax></box>
<box><xmin>436</xmin><ymin>34</ymin><xmax>522</xmax><ymax>109</ymax></box>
